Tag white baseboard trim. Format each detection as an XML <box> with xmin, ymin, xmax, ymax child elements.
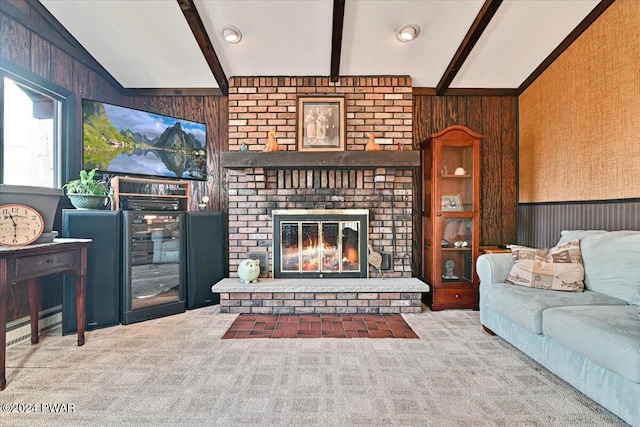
<box><xmin>6</xmin><ymin>305</ymin><xmax>62</xmax><ymax>349</ymax></box>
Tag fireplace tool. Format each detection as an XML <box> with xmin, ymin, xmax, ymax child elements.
<box><xmin>391</xmin><ymin>193</ymin><xmax>412</xmax><ymax>272</ymax></box>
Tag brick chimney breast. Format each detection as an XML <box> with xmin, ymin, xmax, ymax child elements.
<box><xmin>227</xmin><ymin>76</ymin><xmax>414</xmax><ymax>278</ymax></box>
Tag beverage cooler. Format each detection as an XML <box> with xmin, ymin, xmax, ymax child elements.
<box><xmin>122</xmin><ymin>211</ymin><xmax>186</xmax><ymax>324</ymax></box>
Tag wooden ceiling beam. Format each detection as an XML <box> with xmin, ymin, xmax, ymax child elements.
<box><xmin>330</xmin><ymin>0</ymin><xmax>346</xmax><ymax>82</ymax></box>
<box><xmin>177</xmin><ymin>0</ymin><xmax>229</xmax><ymax>95</ymax></box>
<box><xmin>435</xmin><ymin>0</ymin><xmax>503</xmax><ymax>96</ymax></box>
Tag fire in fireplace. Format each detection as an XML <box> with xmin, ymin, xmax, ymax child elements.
<box><xmin>272</xmin><ymin>209</ymin><xmax>369</xmax><ymax>278</ymax></box>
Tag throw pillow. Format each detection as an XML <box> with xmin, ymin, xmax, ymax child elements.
<box><xmin>506</xmin><ymin>239</ymin><xmax>585</xmax><ymax>292</ymax></box>
<box><xmin>557</xmin><ymin>230</ymin><xmax>607</xmax><ymax>245</ymax></box>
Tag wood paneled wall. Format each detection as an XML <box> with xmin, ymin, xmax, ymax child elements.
<box><xmin>1</xmin><ymin>1</ymin><xmax>227</xmax><ymax>322</ymax></box>
<box><xmin>413</xmin><ymin>95</ymin><xmax>518</xmax><ymax>247</ymax></box>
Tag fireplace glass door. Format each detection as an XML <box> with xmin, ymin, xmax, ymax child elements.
<box><xmin>273</xmin><ymin>210</ymin><xmax>369</xmax><ymax>278</ymax></box>
<box><xmin>280</xmin><ymin>221</ymin><xmax>361</xmax><ymax>274</ymax></box>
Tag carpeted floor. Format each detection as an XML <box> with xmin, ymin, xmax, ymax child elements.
<box><xmin>222</xmin><ymin>313</ymin><xmax>419</xmax><ymax>339</ymax></box>
<box><xmin>0</xmin><ymin>306</ymin><xmax>628</xmax><ymax>426</ymax></box>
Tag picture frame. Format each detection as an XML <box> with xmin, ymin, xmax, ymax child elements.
<box><xmin>441</xmin><ymin>194</ymin><xmax>463</xmax><ymax>212</ymax></box>
<box><xmin>297</xmin><ymin>96</ymin><xmax>345</xmax><ymax>152</ymax></box>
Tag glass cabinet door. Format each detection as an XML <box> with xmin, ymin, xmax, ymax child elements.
<box><xmin>439</xmin><ymin>217</ymin><xmax>474</xmax><ymax>283</ymax></box>
<box><xmin>435</xmin><ymin>142</ymin><xmax>477</xmax><ymax>284</ymax></box>
<box><xmin>125</xmin><ymin>212</ymin><xmax>183</xmax><ymax>311</ymax></box>
<box><xmin>438</xmin><ymin>144</ymin><xmax>475</xmax><ymax>213</ymax></box>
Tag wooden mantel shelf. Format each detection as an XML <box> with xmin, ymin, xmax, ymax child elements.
<box><xmin>220</xmin><ymin>151</ymin><xmax>420</xmax><ymax>170</ymax></box>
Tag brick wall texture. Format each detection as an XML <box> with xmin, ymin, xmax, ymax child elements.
<box><xmin>226</xmin><ymin>76</ymin><xmax>414</xmax><ymax>278</ymax></box>
<box><xmin>219</xmin><ymin>292</ymin><xmax>422</xmax><ymax>314</ymax></box>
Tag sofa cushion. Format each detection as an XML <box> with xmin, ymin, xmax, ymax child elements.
<box><xmin>481</xmin><ymin>282</ymin><xmax>627</xmax><ymax>334</ymax></box>
<box><xmin>562</xmin><ymin>231</ymin><xmax>640</xmax><ymax>304</ymax></box>
<box><xmin>543</xmin><ymin>305</ymin><xmax>640</xmax><ymax>383</ymax></box>
<box><xmin>506</xmin><ymin>240</ymin><xmax>584</xmax><ymax>292</ymax></box>
<box><xmin>557</xmin><ymin>230</ymin><xmax>608</xmax><ymax>245</ymax></box>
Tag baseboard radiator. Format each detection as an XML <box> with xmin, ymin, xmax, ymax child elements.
<box><xmin>6</xmin><ymin>305</ymin><xmax>62</xmax><ymax>349</ymax></box>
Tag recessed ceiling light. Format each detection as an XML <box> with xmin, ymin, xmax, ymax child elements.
<box><xmin>397</xmin><ymin>24</ymin><xmax>420</xmax><ymax>42</ymax></box>
<box><xmin>221</xmin><ymin>25</ymin><xmax>242</xmax><ymax>44</ymax></box>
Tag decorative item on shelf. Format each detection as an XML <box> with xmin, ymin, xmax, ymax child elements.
<box><xmin>440</xmin><ymin>166</ymin><xmax>448</xmax><ymax>175</ymax></box>
<box><xmin>443</xmin><ymin>259</ymin><xmax>458</xmax><ymax>279</ymax></box>
<box><xmin>441</xmin><ymin>194</ymin><xmax>463</xmax><ymax>212</ymax></box>
<box><xmin>454</xmin><ymin>167</ymin><xmax>466</xmax><ymax>175</ymax></box>
<box><xmin>198</xmin><ymin>195</ymin><xmax>209</xmax><ymax>211</ymax></box>
<box><xmin>238</xmin><ymin>258</ymin><xmax>261</xmax><ymax>283</ymax></box>
<box><xmin>441</xmin><ymin>239</ymin><xmax>451</xmax><ymax>247</ymax></box>
<box><xmin>240</xmin><ymin>142</ymin><xmax>248</xmax><ymax>152</ymax></box>
<box><xmin>0</xmin><ymin>184</ymin><xmax>62</xmax><ymax>244</ymax></box>
<box><xmin>63</xmin><ymin>168</ymin><xmax>111</xmax><ymax>210</ymax></box>
<box><xmin>397</xmin><ymin>142</ymin><xmax>403</xmax><ymax>151</ymax></box>
<box><xmin>365</xmin><ymin>134</ymin><xmax>382</xmax><ymax>151</ymax></box>
<box><xmin>454</xmin><ymin>240</ymin><xmax>468</xmax><ymax>248</ymax></box>
<box><xmin>264</xmin><ymin>130</ymin><xmax>280</xmax><ymax>152</ymax></box>
<box><xmin>0</xmin><ymin>204</ymin><xmax>45</xmax><ymax>246</ymax></box>
<box><xmin>367</xmin><ymin>244</ymin><xmax>384</xmax><ymax>279</ymax></box>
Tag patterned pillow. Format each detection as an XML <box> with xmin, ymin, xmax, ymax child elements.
<box><xmin>506</xmin><ymin>239</ymin><xmax>585</xmax><ymax>292</ymax></box>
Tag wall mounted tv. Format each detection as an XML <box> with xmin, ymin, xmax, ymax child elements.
<box><xmin>82</xmin><ymin>99</ymin><xmax>207</xmax><ymax>181</ymax></box>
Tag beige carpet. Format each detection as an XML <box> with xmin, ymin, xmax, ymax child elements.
<box><xmin>1</xmin><ymin>306</ymin><xmax>627</xmax><ymax>426</ymax></box>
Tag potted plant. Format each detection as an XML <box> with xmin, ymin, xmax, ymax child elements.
<box><xmin>63</xmin><ymin>168</ymin><xmax>111</xmax><ymax>209</ymax></box>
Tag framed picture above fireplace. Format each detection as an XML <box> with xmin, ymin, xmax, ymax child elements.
<box><xmin>297</xmin><ymin>96</ymin><xmax>345</xmax><ymax>152</ymax></box>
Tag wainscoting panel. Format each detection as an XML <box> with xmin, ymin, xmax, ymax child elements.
<box><xmin>517</xmin><ymin>200</ymin><xmax>640</xmax><ymax>248</ymax></box>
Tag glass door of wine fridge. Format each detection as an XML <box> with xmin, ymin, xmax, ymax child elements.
<box><xmin>122</xmin><ymin>211</ymin><xmax>186</xmax><ymax>324</ymax></box>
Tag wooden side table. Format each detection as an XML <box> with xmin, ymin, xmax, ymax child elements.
<box><xmin>0</xmin><ymin>238</ymin><xmax>91</xmax><ymax>390</ymax></box>
<box><xmin>479</xmin><ymin>245</ymin><xmax>512</xmax><ymax>255</ymax></box>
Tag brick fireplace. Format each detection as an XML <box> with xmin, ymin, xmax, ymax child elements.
<box><xmin>223</xmin><ymin>76</ymin><xmax>417</xmax><ymax>279</ymax></box>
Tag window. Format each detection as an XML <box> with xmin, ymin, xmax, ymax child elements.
<box><xmin>1</xmin><ymin>68</ymin><xmax>70</xmax><ymax>188</ymax></box>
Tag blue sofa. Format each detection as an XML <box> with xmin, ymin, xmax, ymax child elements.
<box><xmin>477</xmin><ymin>230</ymin><xmax>640</xmax><ymax>426</ymax></box>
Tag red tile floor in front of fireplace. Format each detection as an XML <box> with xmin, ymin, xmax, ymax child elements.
<box><xmin>222</xmin><ymin>313</ymin><xmax>419</xmax><ymax>339</ymax></box>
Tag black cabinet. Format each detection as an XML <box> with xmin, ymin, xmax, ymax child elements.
<box><xmin>62</xmin><ymin>210</ymin><xmax>121</xmax><ymax>334</ymax></box>
<box><xmin>62</xmin><ymin>208</ymin><xmax>226</xmax><ymax>330</ymax></box>
<box><xmin>186</xmin><ymin>211</ymin><xmax>226</xmax><ymax>309</ymax></box>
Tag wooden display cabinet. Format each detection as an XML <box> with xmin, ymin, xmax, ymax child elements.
<box><xmin>420</xmin><ymin>125</ymin><xmax>481</xmax><ymax>310</ymax></box>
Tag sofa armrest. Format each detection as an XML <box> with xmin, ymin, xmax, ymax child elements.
<box><xmin>477</xmin><ymin>253</ymin><xmax>514</xmax><ymax>284</ymax></box>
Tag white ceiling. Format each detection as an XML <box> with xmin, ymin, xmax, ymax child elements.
<box><xmin>39</xmin><ymin>0</ymin><xmax>602</xmax><ymax>90</ymax></box>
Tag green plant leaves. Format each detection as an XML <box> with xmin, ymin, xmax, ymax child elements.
<box><xmin>63</xmin><ymin>168</ymin><xmax>110</xmax><ymax>196</ymax></box>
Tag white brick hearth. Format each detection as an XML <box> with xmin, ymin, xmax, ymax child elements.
<box><xmin>212</xmin><ymin>278</ymin><xmax>429</xmax><ymax>314</ymax></box>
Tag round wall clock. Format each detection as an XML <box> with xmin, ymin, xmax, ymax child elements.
<box><xmin>0</xmin><ymin>203</ymin><xmax>45</xmax><ymax>246</ymax></box>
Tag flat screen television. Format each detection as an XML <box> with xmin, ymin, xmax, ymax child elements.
<box><xmin>82</xmin><ymin>98</ymin><xmax>207</xmax><ymax>181</ymax></box>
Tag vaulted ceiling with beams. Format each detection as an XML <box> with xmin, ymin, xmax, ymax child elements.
<box><xmin>39</xmin><ymin>0</ymin><xmax>609</xmax><ymax>95</ymax></box>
